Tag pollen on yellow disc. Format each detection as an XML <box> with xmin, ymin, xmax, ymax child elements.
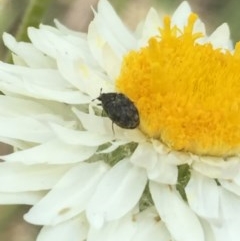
<box><xmin>116</xmin><ymin>13</ymin><xmax>240</xmax><ymax>157</ymax></box>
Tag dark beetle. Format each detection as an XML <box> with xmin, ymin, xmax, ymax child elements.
<box><xmin>97</xmin><ymin>92</ymin><xmax>140</xmax><ymax>129</ymax></box>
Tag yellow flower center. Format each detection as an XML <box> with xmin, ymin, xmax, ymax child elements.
<box><xmin>116</xmin><ymin>13</ymin><xmax>240</xmax><ymax>157</ymax></box>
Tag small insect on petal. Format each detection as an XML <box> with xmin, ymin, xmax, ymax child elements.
<box><xmin>96</xmin><ymin>92</ymin><xmax>140</xmax><ymax>129</ymax></box>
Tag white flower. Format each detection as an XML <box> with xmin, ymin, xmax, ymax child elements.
<box><xmin>0</xmin><ymin>0</ymin><xmax>240</xmax><ymax>240</ymax></box>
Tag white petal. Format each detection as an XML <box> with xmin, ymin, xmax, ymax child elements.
<box><xmin>102</xmin><ymin>43</ymin><xmax>122</xmax><ymax>81</ymax></box>
<box><xmin>73</xmin><ymin>107</ymin><xmax>146</xmax><ymax>143</ymax></box>
<box><xmin>0</xmin><ymin>96</ymin><xmax>76</xmax><ymax>121</ymax></box>
<box><xmin>89</xmin><ymin>209</ymin><xmax>168</xmax><ymax>241</ymax></box>
<box><xmin>1</xmin><ymin>139</ymin><xmax>97</xmax><ymax>164</ymax></box>
<box><xmin>133</xmin><ymin>208</ymin><xmax>171</xmax><ymax>241</ymax></box>
<box><xmin>219</xmin><ymin>179</ymin><xmax>240</xmax><ymax>196</ymax></box>
<box><xmin>0</xmin><ymin>62</ymin><xmax>88</xmax><ymax>103</ymax></box>
<box><xmin>36</xmin><ymin>215</ymin><xmax>89</xmax><ymax>241</ymax></box>
<box><xmin>171</xmin><ymin>1</ymin><xmax>191</xmax><ymax>30</ymax></box>
<box><xmin>88</xmin><ymin>213</ymin><xmax>136</xmax><ymax>241</ymax></box>
<box><xmin>93</xmin><ymin>0</ymin><xmax>136</xmax><ymax>58</ymax></box>
<box><xmin>88</xmin><ymin>21</ymin><xmax>122</xmax><ymax>80</ymax></box>
<box><xmin>25</xmin><ymin>162</ymin><xmax>108</xmax><ymax>225</ymax></box>
<box><xmin>138</xmin><ymin>8</ymin><xmax>162</xmax><ymax>47</ymax></box>
<box><xmin>185</xmin><ymin>171</ymin><xmax>220</xmax><ymax>220</ymax></box>
<box><xmin>28</xmin><ymin>27</ymin><xmax>92</xmax><ymax>62</ymax></box>
<box><xmin>208</xmin><ymin>188</ymin><xmax>240</xmax><ymax>241</ymax></box>
<box><xmin>220</xmin><ymin>169</ymin><xmax>240</xmax><ymax>196</ymax></box>
<box><xmin>56</xmin><ymin>56</ymin><xmax>112</xmax><ymax>98</ymax></box>
<box><xmin>3</xmin><ymin>33</ymin><xmax>56</xmax><ymax>68</ymax></box>
<box><xmin>193</xmin><ymin>18</ymin><xmax>206</xmax><ymax>36</ymax></box>
<box><xmin>0</xmin><ymin>116</ymin><xmax>54</xmax><ymax>143</ymax></box>
<box><xmin>0</xmin><ymin>95</ymin><xmax>75</xmax><ymax>128</ymax></box>
<box><xmin>147</xmin><ymin>159</ymin><xmax>178</xmax><ymax>185</ymax></box>
<box><xmin>0</xmin><ymin>191</ymin><xmax>45</xmax><ymax>205</ymax></box>
<box><xmin>220</xmin><ymin>188</ymin><xmax>240</xmax><ymax>221</ymax></box>
<box><xmin>117</xmin><ymin>128</ymin><xmax>146</xmax><ymax>143</ymax></box>
<box><xmin>87</xmin><ymin>20</ymin><xmax>107</xmax><ymax>69</ymax></box>
<box><xmin>86</xmin><ymin>159</ymin><xmax>147</xmax><ymax>228</ymax></box>
<box><xmin>232</xmin><ymin>169</ymin><xmax>240</xmax><ymax>185</ymax></box>
<box><xmin>210</xmin><ymin>224</ymin><xmax>235</xmax><ymax>241</ymax></box>
<box><xmin>130</xmin><ymin>142</ymin><xmax>158</xmax><ymax>169</ymax></box>
<box><xmin>75</xmin><ymin>106</ymin><xmax>144</xmax><ymax>142</ymax></box>
<box><xmin>150</xmin><ymin>181</ymin><xmax>204</xmax><ymax>241</ymax></box>
<box><xmin>0</xmin><ymin>162</ymin><xmax>73</xmax><ymax>192</ymax></box>
<box><xmin>73</xmin><ymin>107</ymin><xmax>112</xmax><ymax>134</ymax></box>
<box><xmin>192</xmin><ymin>156</ymin><xmax>240</xmax><ymax>179</ymax></box>
<box><xmin>131</xmin><ymin>140</ymin><xmax>178</xmax><ymax>184</ymax></box>
<box><xmin>11</xmin><ymin>53</ymin><xmax>26</xmax><ymax>66</ymax></box>
<box><xmin>152</xmin><ymin>140</ymin><xmax>192</xmax><ymax>165</ymax></box>
<box><xmin>199</xmin><ymin>218</ymin><xmax>216</xmax><ymax>241</ymax></box>
<box><xmin>0</xmin><ymin>95</ymin><xmax>54</xmax><ymax>116</ymax></box>
<box><xmin>160</xmin><ymin>151</ymin><xmax>192</xmax><ymax>166</ymax></box>
<box><xmin>50</xmin><ymin>123</ymin><xmax>112</xmax><ymax>146</ymax></box>
<box><xmin>208</xmin><ymin>23</ymin><xmax>232</xmax><ymax>50</ymax></box>
<box><xmin>166</xmin><ymin>151</ymin><xmax>192</xmax><ymax>165</ymax></box>
<box><xmin>151</xmin><ymin>139</ymin><xmax>170</xmax><ymax>154</ymax></box>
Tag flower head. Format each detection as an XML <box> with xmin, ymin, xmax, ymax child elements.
<box><xmin>117</xmin><ymin>13</ymin><xmax>240</xmax><ymax>157</ymax></box>
<box><xmin>0</xmin><ymin>0</ymin><xmax>240</xmax><ymax>241</ymax></box>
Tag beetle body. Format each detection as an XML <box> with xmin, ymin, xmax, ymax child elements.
<box><xmin>97</xmin><ymin>92</ymin><xmax>140</xmax><ymax>129</ymax></box>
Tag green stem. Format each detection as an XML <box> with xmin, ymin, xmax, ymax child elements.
<box><xmin>16</xmin><ymin>0</ymin><xmax>53</xmax><ymax>42</ymax></box>
<box><xmin>5</xmin><ymin>0</ymin><xmax>53</xmax><ymax>63</ymax></box>
<box><xmin>176</xmin><ymin>164</ymin><xmax>191</xmax><ymax>201</ymax></box>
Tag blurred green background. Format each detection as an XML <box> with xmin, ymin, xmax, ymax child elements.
<box><xmin>0</xmin><ymin>0</ymin><xmax>240</xmax><ymax>240</ymax></box>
